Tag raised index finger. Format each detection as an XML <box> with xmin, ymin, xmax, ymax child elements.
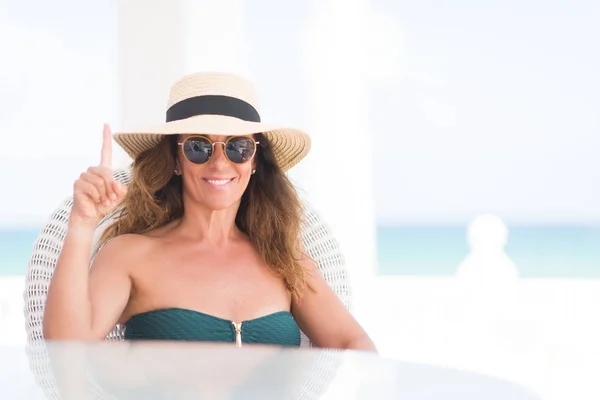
<box><xmin>100</xmin><ymin>123</ymin><xmax>112</xmax><ymax>168</ymax></box>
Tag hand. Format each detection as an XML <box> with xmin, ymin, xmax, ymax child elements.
<box><xmin>71</xmin><ymin>124</ymin><xmax>127</xmax><ymax>225</ymax></box>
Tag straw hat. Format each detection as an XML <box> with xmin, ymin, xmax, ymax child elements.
<box><xmin>113</xmin><ymin>71</ymin><xmax>311</xmax><ymax>172</ymax></box>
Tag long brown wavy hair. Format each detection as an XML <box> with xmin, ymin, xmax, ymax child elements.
<box><xmin>98</xmin><ymin>133</ymin><xmax>310</xmax><ymax>300</ymax></box>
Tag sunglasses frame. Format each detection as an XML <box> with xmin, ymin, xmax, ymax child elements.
<box><xmin>177</xmin><ymin>135</ymin><xmax>260</xmax><ymax>165</ymax></box>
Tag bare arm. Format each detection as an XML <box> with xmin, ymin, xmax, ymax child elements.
<box><xmin>43</xmin><ymin>223</ymin><xmax>133</xmax><ymax>340</ymax></box>
<box><xmin>291</xmin><ymin>256</ymin><xmax>377</xmax><ymax>352</ymax></box>
<box><xmin>43</xmin><ymin>124</ymin><xmax>132</xmax><ymax>340</ymax></box>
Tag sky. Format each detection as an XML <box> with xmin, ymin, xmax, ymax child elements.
<box><xmin>1</xmin><ymin>0</ymin><xmax>599</xmax><ymax>228</ymax></box>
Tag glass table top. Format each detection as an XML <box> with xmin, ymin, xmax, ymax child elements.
<box><xmin>0</xmin><ymin>341</ymin><xmax>541</xmax><ymax>399</ymax></box>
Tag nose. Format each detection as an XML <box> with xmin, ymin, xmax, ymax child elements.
<box><xmin>209</xmin><ymin>141</ymin><xmax>228</xmax><ymax>165</ymax></box>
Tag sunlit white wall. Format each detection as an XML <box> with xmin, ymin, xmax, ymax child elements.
<box><xmin>0</xmin><ymin>1</ymin><xmax>119</xmax><ymax>228</ymax></box>
<box><xmin>369</xmin><ymin>0</ymin><xmax>600</xmax><ymax>225</ymax></box>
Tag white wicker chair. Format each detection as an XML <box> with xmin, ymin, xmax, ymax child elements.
<box><xmin>23</xmin><ymin>166</ymin><xmax>351</xmax><ymax>399</ymax></box>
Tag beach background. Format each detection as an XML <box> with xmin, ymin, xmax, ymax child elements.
<box><xmin>3</xmin><ymin>226</ymin><xmax>600</xmax><ymax>278</ymax></box>
<box><xmin>2</xmin><ymin>0</ymin><xmax>600</xmax><ymax>399</ymax></box>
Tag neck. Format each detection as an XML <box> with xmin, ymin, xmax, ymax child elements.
<box><xmin>176</xmin><ymin>199</ymin><xmax>242</xmax><ymax>246</ymax></box>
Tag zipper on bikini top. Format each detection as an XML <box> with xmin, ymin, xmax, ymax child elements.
<box><xmin>232</xmin><ymin>321</ymin><xmax>242</xmax><ymax>347</ymax></box>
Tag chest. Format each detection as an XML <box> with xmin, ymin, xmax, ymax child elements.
<box><xmin>126</xmin><ymin>241</ymin><xmax>290</xmax><ymax>320</ymax></box>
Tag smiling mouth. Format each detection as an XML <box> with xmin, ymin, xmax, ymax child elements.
<box><xmin>203</xmin><ymin>178</ymin><xmax>234</xmax><ymax>187</ymax></box>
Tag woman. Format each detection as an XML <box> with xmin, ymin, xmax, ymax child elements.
<box><xmin>42</xmin><ymin>71</ymin><xmax>376</xmax><ymax>351</ymax></box>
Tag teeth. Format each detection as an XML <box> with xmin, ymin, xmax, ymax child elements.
<box><xmin>206</xmin><ymin>179</ymin><xmax>231</xmax><ymax>186</ymax></box>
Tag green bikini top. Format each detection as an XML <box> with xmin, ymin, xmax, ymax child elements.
<box><xmin>123</xmin><ymin>307</ymin><xmax>301</xmax><ymax>347</ymax></box>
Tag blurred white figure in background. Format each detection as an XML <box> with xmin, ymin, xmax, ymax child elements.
<box><xmin>455</xmin><ymin>215</ymin><xmax>520</xmax><ymax>358</ymax></box>
<box><xmin>457</xmin><ymin>214</ymin><xmax>519</xmax><ymax>282</ymax></box>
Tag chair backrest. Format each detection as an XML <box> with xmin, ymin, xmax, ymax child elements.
<box><xmin>24</xmin><ymin>167</ymin><xmax>351</xmax><ymax>347</ymax></box>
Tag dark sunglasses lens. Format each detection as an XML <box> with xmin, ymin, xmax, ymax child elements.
<box><xmin>226</xmin><ymin>137</ymin><xmax>256</xmax><ymax>164</ymax></box>
<box><xmin>183</xmin><ymin>137</ymin><xmax>212</xmax><ymax>164</ymax></box>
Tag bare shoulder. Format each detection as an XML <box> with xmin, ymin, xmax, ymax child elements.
<box><xmin>91</xmin><ymin>233</ymin><xmax>155</xmax><ymax>270</ymax></box>
<box><xmin>298</xmin><ymin>252</ymin><xmax>323</xmax><ymax>282</ymax></box>
<box><xmin>91</xmin><ymin>218</ymin><xmax>181</xmax><ymax>272</ymax></box>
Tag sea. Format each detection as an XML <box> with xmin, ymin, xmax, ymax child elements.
<box><xmin>1</xmin><ymin>226</ymin><xmax>599</xmax><ymax>278</ymax></box>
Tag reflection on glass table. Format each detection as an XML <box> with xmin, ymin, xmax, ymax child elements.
<box><xmin>0</xmin><ymin>341</ymin><xmax>541</xmax><ymax>399</ymax></box>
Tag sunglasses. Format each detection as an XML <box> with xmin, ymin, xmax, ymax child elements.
<box><xmin>177</xmin><ymin>135</ymin><xmax>259</xmax><ymax>165</ymax></box>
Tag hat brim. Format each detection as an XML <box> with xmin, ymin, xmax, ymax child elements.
<box><xmin>113</xmin><ymin>115</ymin><xmax>311</xmax><ymax>172</ymax></box>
